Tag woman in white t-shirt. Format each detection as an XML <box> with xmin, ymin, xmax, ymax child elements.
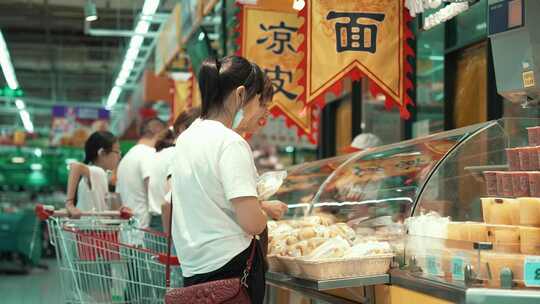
<box><xmin>146</xmin><ymin>107</ymin><xmax>201</xmax><ymax>233</ymax></box>
<box><xmin>171</xmin><ymin>56</ymin><xmax>287</xmax><ymax>303</ymax></box>
<box><xmin>65</xmin><ymin>131</ymin><xmax>125</xmax><ymax>218</ymax></box>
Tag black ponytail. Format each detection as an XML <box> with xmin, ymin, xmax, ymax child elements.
<box><xmin>84</xmin><ymin>131</ymin><xmax>117</xmax><ymax>164</ymax></box>
<box><xmin>198</xmin><ymin>55</ymin><xmax>265</xmax><ymax>118</ymax></box>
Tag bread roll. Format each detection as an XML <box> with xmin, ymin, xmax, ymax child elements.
<box><xmin>298</xmin><ymin>227</ymin><xmax>317</xmax><ymax>240</ymax></box>
<box><xmin>333</xmin><ymin>223</ymin><xmax>356</xmax><ymax>241</ymax></box>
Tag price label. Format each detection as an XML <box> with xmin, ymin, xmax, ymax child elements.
<box><xmin>426</xmin><ymin>255</ymin><xmax>443</xmax><ymax>276</ymax></box>
<box><xmin>524</xmin><ymin>256</ymin><xmax>540</xmax><ymax>287</ymax></box>
<box><xmin>451</xmin><ymin>255</ymin><xmax>465</xmax><ymax>281</ymax></box>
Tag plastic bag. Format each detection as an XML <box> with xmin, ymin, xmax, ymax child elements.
<box><xmin>346</xmin><ymin>241</ymin><xmax>392</xmax><ymax>257</ymax></box>
<box><xmin>257</xmin><ymin>170</ymin><xmax>287</xmax><ymax>200</ymax></box>
<box><xmin>304</xmin><ymin>236</ymin><xmax>351</xmax><ymax>260</ymax></box>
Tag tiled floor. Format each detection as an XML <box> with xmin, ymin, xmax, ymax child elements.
<box><xmin>0</xmin><ymin>258</ymin><xmax>62</xmax><ymax>304</ymax></box>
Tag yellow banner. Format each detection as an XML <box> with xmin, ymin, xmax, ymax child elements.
<box><xmin>190</xmin><ymin>73</ymin><xmax>201</xmax><ymax>108</ymax></box>
<box><xmin>155</xmin><ymin>4</ymin><xmax>183</xmax><ymax>75</ymax></box>
<box><xmin>240</xmin><ymin>1</ymin><xmax>317</xmax><ymax>142</ymax></box>
<box><xmin>304</xmin><ymin>0</ymin><xmax>406</xmax><ymax>107</ymax></box>
<box><xmin>173</xmin><ymin>80</ymin><xmax>191</xmax><ymax>121</ymax></box>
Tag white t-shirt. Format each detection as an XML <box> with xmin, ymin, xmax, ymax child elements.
<box><xmin>76</xmin><ymin>165</ymin><xmax>109</xmax><ymax>212</ymax></box>
<box><xmin>147</xmin><ymin>147</ymin><xmax>176</xmax><ymax>215</ymax></box>
<box><xmin>171</xmin><ymin>119</ymin><xmax>258</xmax><ymax>277</ymax></box>
<box><xmin>116</xmin><ymin>144</ymin><xmax>155</xmax><ymax>228</ymax></box>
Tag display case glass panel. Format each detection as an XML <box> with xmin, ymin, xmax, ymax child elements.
<box><xmin>270</xmin><ymin>154</ymin><xmax>352</xmax><ymax>217</ymax></box>
<box><xmin>407</xmin><ymin>118</ymin><xmax>540</xmax><ymax>289</ymax></box>
<box><xmin>307</xmin><ymin>123</ymin><xmax>488</xmax><ymax>227</ymax></box>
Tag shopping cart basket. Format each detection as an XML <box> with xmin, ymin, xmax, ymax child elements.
<box><xmin>35</xmin><ymin>205</ymin><xmax>180</xmax><ymax>304</ymax></box>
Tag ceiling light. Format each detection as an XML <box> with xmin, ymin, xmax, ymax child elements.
<box><xmin>15</xmin><ymin>99</ymin><xmax>25</xmax><ymax>110</ymax></box>
<box><xmin>107</xmin><ymin>0</ymin><xmax>160</xmax><ymax>109</ymax></box>
<box><xmin>31</xmin><ymin>163</ymin><xmax>43</xmax><ymax>171</ymax></box>
<box><xmin>129</xmin><ymin>35</ymin><xmax>144</xmax><ymax>50</ymax></box>
<box><xmin>126</xmin><ymin>47</ymin><xmax>140</xmax><ymax>61</ymax></box>
<box><xmin>85</xmin><ymin>0</ymin><xmax>98</xmax><ymax>22</ymax></box>
<box><xmin>19</xmin><ymin>109</ymin><xmax>34</xmax><ymax>133</ymax></box>
<box><xmin>135</xmin><ymin>21</ymin><xmax>150</xmax><ymax>35</ymax></box>
<box><xmin>106</xmin><ymin>86</ymin><xmax>122</xmax><ymax>109</ymax></box>
<box><xmin>142</xmin><ymin>0</ymin><xmax>160</xmax><ymax>16</ymax></box>
<box><xmin>34</xmin><ymin>148</ymin><xmax>42</xmax><ymax>157</ymax></box>
<box><xmin>115</xmin><ymin>78</ymin><xmax>126</xmax><ymax>86</ymax></box>
<box><xmin>11</xmin><ymin>157</ymin><xmax>25</xmax><ymax>164</ymax></box>
<box><xmin>0</xmin><ymin>30</ymin><xmax>19</xmax><ymax>90</ymax></box>
<box><xmin>121</xmin><ymin>60</ymin><xmax>136</xmax><ymax>73</ymax></box>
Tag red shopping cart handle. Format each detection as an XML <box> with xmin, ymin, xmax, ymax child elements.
<box><xmin>35</xmin><ymin>204</ymin><xmax>54</xmax><ymax>220</ymax></box>
<box><xmin>157</xmin><ymin>253</ymin><xmax>180</xmax><ymax>266</ymax></box>
<box><xmin>35</xmin><ymin>204</ymin><xmax>132</xmax><ymax>220</ymax></box>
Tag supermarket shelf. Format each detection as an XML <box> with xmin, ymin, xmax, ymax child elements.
<box><xmin>466</xmin><ymin>288</ymin><xmax>540</xmax><ymax>304</ymax></box>
<box><xmin>266</xmin><ymin>271</ymin><xmax>389</xmax><ymax>291</ymax></box>
<box><xmin>389</xmin><ymin>269</ymin><xmax>466</xmax><ymax>303</ymax></box>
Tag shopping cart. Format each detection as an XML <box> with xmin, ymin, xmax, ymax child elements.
<box><xmin>35</xmin><ymin>205</ymin><xmax>180</xmax><ymax>304</ymax></box>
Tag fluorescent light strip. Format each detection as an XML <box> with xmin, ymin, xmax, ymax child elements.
<box><xmin>0</xmin><ymin>30</ymin><xmax>34</xmax><ymax>133</ymax></box>
<box><xmin>19</xmin><ymin>109</ymin><xmax>34</xmax><ymax>133</ymax></box>
<box><xmin>106</xmin><ymin>0</ymin><xmax>160</xmax><ymax>109</ymax></box>
<box><xmin>106</xmin><ymin>86</ymin><xmax>122</xmax><ymax>109</ymax></box>
<box><xmin>142</xmin><ymin>0</ymin><xmax>160</xmax><ymax>15</ymax></box>
<box><xmin>0</xmin><ymin>30</ymin><xmax>19</xmax><ymax>90</ymax></box>
<box><xmin>15</xmin><ymin>98</ymin><xmax>25</xmax><ymax>110</ymax></box>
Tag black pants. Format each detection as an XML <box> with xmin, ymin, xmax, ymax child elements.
<box><xmin>183</xmin><ymin>240</ymin><xmax>267</xmax><ymax>304</ymax></box>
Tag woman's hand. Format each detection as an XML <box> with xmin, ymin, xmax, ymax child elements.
<box><xmin>67</xmin><ymin>205</ymin><xmax>82</xmax><ymax>219</ymax></box>
<box><xmin>261</xmin><ymin>200</ymin><xmax>288</xmax><ymax>220</ymax></box>
<box><xmin>119</xmin><ymin>206</ymin><xmax>133</xmax><ymax>216</ymax></box>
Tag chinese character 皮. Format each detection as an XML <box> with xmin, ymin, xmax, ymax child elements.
<box><xmin>257</xmin><ymin>21</ymin><xmax>298</xmax><ymax>55</ymax></box>
<box><xmin>265</xmin><ymin>66</ymin><xmax>298</xmax><ymax>100</ymax></box>
<box><xmin>326</xmin><ymin>11</ymin><xmax>385</xmax><ymax>53</ymax></box>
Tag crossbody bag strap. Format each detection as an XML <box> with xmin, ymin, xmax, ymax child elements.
<box><xmin>165</xmin><ymin>195</ymin><xmax>174</xmax><ymax>288</ymax></box>
<box><xmin>240</xmin><ymin>237</ymin><xmax>258</xmax><ymax>287</ymax></box>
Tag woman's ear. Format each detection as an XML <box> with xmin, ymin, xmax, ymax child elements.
<box><xmin>235</xmin><ymin>86</ymin><xmax>246</xmax><ymax>107</ymax></box>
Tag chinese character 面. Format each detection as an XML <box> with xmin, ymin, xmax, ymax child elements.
<box><xmin>257</xmin><ymin>21</ymin><xmax>298</xmax><ymax>54</ymax></box>
<box><xmin>265</xmin><ymin>66</ymin><xmax>298</xmax><ymax>100</ymax></box>
<box><xmin>326</xmin><ymin>11</ymin><xmax>385</xmax><ymax>53</ymax></box>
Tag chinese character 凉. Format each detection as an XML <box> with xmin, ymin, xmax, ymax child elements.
<box><xmin>326</xmin><ymin>11</ymin><xmax>385</xmax><ymax>53</ymax></box>
<box><xmin>265</xmin><ymin>66</ymin><xmax>298</xmax><ymax>100</ymax></box>
<box><xmin>257</xmin><ymin>21</ymin><xmax>298</xmax><ymax>54</ymax></box>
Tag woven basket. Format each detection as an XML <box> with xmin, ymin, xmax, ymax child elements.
<box><xmin>278</xmin><ymin>256</ymin><xmax>303</xmax><ymax>277</ymax></box>
<box><xmin>267</xmin><ymin>255</ymin><xmax>285</xmax><ymax>273</ymax></box>
<box><xmin>296</xmin><ymin>254</ymin><xmax>394</xmax><ymax>280</ymax></box>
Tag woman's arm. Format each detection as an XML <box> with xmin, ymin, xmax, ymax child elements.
<box><xmin>232</xmin><ymin>197</ymin><xmax>268</xmax><ymax>235</ymax></box>
<box><xmin>65</xmin><ymin>162</ymin><xmax>90</xmax><ymax>218</ymax></box>
<box><xmin>260</xmin><ymin>200</ymin><xmax>288</xmax><ymax>220</ymax></box>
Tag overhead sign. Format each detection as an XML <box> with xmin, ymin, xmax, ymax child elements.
<box><xmin>298</xmin><ymin>0</ymin><xmax>414</xmax><ymax>118</ymax></box>
<box><xmin>239</xmin><ymin>0</ymin><xmax>318</xmax><ymax>143</ymax></box>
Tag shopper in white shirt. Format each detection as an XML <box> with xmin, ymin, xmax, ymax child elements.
<box><xmin>147</xmin><ymin>107</ymin><xmax>201</xmax><ymax>232</ymax></box>
<box><xmin>116</xmin><ymin>118</ymin><xmax>166</xmax><ymax>229</ymax></box>
<box><xmin>171</xmin><ymin>56</ymin><xmax>286</xmax><ymax>303</ymax></box>
<box><xmin>65</xmin><ymin>131</ymin><xmax>128</xmax><ymax>218</ymax></box>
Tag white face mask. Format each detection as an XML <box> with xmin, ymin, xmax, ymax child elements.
<box><xmin>232</xmin><ymin>108</ymin><xmax>244</xmax><ymax>129</ymax></box>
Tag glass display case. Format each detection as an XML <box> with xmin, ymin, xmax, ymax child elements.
<box><xmin>267</xmin><ymin>118</ymin><xmax>540</xmax><ymax>303</ymax></box>
<box><xmin>402</xmin><ymin>118</ymin><xmax>540</xmax><ymax>296</ymax></box>
<box><xmin>272</xmin><ymin>122</ymin><xmax>487</xmax><ymax>228</ymax></box>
